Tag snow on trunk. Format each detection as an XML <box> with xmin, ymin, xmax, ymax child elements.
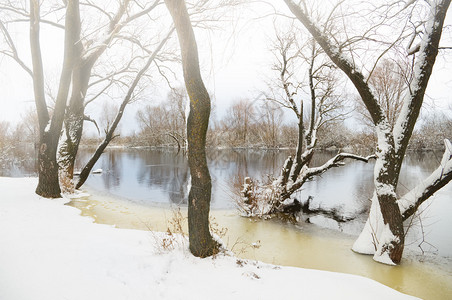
<box><xmin>352</xmin><ymin>193</ymin><xmax>384</xmax><ymax>255</ymax></box>
<box><xmin>353</xmin><ymin>123</ymin><xmax>403</xmax><ymax>264</ymax></box>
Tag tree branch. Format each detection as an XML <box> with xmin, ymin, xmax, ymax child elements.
<box><xmin>0</xmin><ymin>20</ymin><xmax>33</xmax><ymax>77</ymax></box>
<box><xmin>285</xmin><ymin>152</ymin><xmax>376</xmax><ymax>197</ymax></box>
<box><xmin>399</xmin><ymin>139</ymin><xmax>452</xmax><ymax>221</ymax></box>
<box><xmin>393</xmin><ymin>0</ymin><xmax>451</xmax><ymax>155</ymax></box>
<box><xmin>283</xmin><ymin>0</ymin><xmax>387</xmax><ymax>127</ymax></box>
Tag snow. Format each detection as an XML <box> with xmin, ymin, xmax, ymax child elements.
<box><xmin>352</xmin><ymin>192</ymin><xmax>383</xmax><ymax>255</ymax></box>
<box><xmin>44</xmin><ymin>121</ymin><xmax>51</xmax><ymax>133</ymax></box>
<box><xmin>373</xmin><ymin>224</ymin><xmax>398</xmax><ymax>266</ymax></box>
<box><xmin>92</xmin><ymin>168</ymin><xmax>103</xmax><ymax>174</ymax></box>
<box><xmin>0</xmin><ymin>177</ymin><xmax>419</xmax><ymax>300</ymax></box>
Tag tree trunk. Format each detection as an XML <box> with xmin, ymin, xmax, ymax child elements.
<box><xmin>35</xmin><ymin>132</ymin><xmax>61</xmax><ymax>197</ymax></box>
<box><xmin>165</xmin><ymin>0</ymin><xmax>218</xmax><ymax>257</ymax></box>
<box><xmin>75</xmin><ymin>140</ymin><xmax>107</xmax><ymax>189</ymax></box>
<box><xmin>58</xmin><ymin>55</ymin><xmax>91</xmax><ymax>180</ymax></box>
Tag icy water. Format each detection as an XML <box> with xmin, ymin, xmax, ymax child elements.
<box><xmin>72</xmin><ymin>148</ymin><xmax>452</xmax><ymax>258</ymax></box>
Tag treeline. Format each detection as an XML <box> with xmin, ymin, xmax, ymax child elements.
<box><xmin>2</xmin><ymin>102</ymin><xmax>450</xmax><ymax>154</ymax></box>
<box><xmin>126</xmin><ymin>97</ymin><xmax>452</xmax><ymax>152</ymax></box>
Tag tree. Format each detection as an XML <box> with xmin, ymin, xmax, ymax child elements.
<box><xmin>57</xmin><ymin>0</ymin><xmax>162</xmax><ymax>183</ymax></box>
<box><xmin>221</xmin><ymin>99</ymin><xmax>257</xmax><ymax>147</ymax></box>
<box><xmin>1</xmin><ymin>0</ymin><xmax>166</xmax><ymax>196</ymax></box>
<box><xmin>75</xmin><ymin>30</ymin><xmax>174</xmax><ymax>189</ymax></box>
<box><xmin>257</xmin><ymin>100</ymin><xmax>283</xmax><ymax>148</ymax></box>
<box><xmin>135</xmin><ymin>87</ymin><xmax>188</xmax><ymax>149</ymax></box>
<box><xmin>356</xmin><ymin>59</ymin><xmax>409</xmax><ymax>130</ymax></box>
<box><xmin>164</xmin><ymin>0</ymin><xmax>219</xmax><ymax>257</ymax></box>
<box><xmin>284</xmin><ymin>0</ymin><xmax>452</xmax><ymax>264</ymax></box>
<box><xmin>240</xmin><ymin>27</ymin><xmax>374</xmax><ymax>217</ymax></box>
<box><xmin>28</xmin><ymin>0</ymin><xmax>78</xmax><ymax>197</ymax></box>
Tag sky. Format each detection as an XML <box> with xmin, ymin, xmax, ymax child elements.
<box><xmin>1</xmin><ymin>0</ymin><xmax>451</xmax><ymax>136</ymax></box>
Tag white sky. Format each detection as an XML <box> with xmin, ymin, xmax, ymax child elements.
<box><xmin>1</xmin><ymin>1</ymin><xmax>451</xmax><ymax>135</ymax></box>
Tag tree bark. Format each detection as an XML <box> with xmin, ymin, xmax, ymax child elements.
<box><xmin>30</xmin><ymin>0</ymin><xmax>80</xmax><ymax>197</ymax></box>
<box><xmin>35</xmin><ymin>132</ymin><xmax>61</xmax><ymax>197</ymax></box>
<box><xmin>164</xmin><ymin>0</ymin><xmax>218</xmax><ymax>257</ymax></box>
<box><xmin>59</xmin><ymin>61</ymin><xmax>91</xmax><ymax>180</ymax></box>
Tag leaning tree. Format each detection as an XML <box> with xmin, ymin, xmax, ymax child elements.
<box><xmin>283</xmin><ymin>0</ymin><xmax>452</xmax><ymax>264</ymax></box>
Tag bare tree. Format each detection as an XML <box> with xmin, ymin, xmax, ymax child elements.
<box><xmin>240</xmin><ymin>28</ymin><xmax>374</xmax><ymax>217</ymax></box>
<box><xmin>356</xmin><ymin>59</ymin><xmax>409</xmax><ymax>130</ymax></box>
<box><xmin>284</xmin><ymin>0</ymin><xmax>452</xmax><ymax>264</ymax></box>
<box><xmin>57</xmin><ymin>0</ymin><xmax>163</xmax><ymax>183</ymax></box>
<box><xmin>27</xmin><ymin>0</ymin><xmax>79</xmax><ymax>197</ymax></box>
<box><xmin>257</xmin><ymin>100</ymin><xmax>283</xmax><ymax>148</ymax></box>
<box><xmin>165</xmin><ymin>0</ymin><xmax>219</xmax><ymax>257</ymax></box>
<box><xmin>135</xmin><ymin>86</ymin><xmax>187</xmax><ymax>149</ymax></box>
<box><xmin>221</xmin><ymin>99</ymin><xmax>257</xmax><ymax>147</ymax></box>
<box><xmin>75</xmin><ymin>30</ymin><xmax>174</xmax><ymax>189</ymax></box>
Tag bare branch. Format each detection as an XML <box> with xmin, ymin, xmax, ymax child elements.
<box><xmin>83</xmin><ymin>114</ymin><xmax>100</xmax><ymax>134</ymax></box>
<box><xmin>0</xmin><ymin>20</ymin><xmax>33</xmax><ymax>77</ymax></box>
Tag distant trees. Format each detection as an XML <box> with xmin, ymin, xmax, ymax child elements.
<box><xmin>284</xmin><ymin>0</ymin><xmax>452</xmax><ymax>264</ymax></box>
<box><xmin>136</xmin><ymin>87</ymin><xmax>187</xmax><ymax>150</ymax></box>
<box><xmin>220</xmin><ymin>99</ymin><xmax>257</xmax><ymax>147</ymax></box>
<box><xmin>411</xmin><ymin>111</ymin><xmax>452</xmax><ymax>150</ymax></box>
<box><xmin>355</xmin><ymin>59</ymin><xmax>409</xmax><ymax>130</ymax></box>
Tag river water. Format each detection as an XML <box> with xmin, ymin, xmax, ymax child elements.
<box><xmin>3</xmin><ymin>146</ymin><xmax>452</xmax><ymax>299</ymax></box>
<box><xmin>74</xmin><ymin>148</ymin><xmax>452</xmax><ymax>257</ymax></box>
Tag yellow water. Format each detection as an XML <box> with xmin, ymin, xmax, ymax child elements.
<box><xmin>69</xmin><ymin>193</ymin><xmax>452</xmax><ymax>300</ymax></box>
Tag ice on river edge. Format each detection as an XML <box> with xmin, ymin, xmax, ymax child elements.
<box><xmin>0</xmin><ymin>177</ymin><xmax>419</xmax><ymax>300</ymax></box>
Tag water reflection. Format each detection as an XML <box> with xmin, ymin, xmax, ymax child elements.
<box><xmin>74</xmin><ymin>148</ymin><xmax>452</xmax><ymax>257</ymax></box>
<box><xmin>4</xmin><ymin>146</ymin><xmax>452</xmax><ymax>257</ymax></box>
<box><xmin>75</xmin><ymin>148</ymin><xmax>451</xmax><ymax>211</ymax></box>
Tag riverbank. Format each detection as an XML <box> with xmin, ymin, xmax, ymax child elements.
<box><xmin>0</xmin><ymin>177</ymin><xmax>421</xmax><ymax>300</ymax></box>
<box><xmin>69</xmin><ymin>187</ymin><xmax>452</xmax><ymax>300</ymax></box>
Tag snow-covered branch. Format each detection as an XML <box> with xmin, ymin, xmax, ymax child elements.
<box><xmin>393</xmin><ymin>0</ymin><xmax>451</xmax><ymax>154</ymax></box>
<box><xmin>286</xmin><ymin>153</ymin><xmax>376</xmax><ymax>196</ymax></box>
<box><xmin>399</xmin><ymin>139</ymin><xmax>452</xmax><ymax>221</ymax></box>
<box><xmin>306</xmin><ymin>153</ymin><xmax>376</xmax><ymax>178</ymax></box>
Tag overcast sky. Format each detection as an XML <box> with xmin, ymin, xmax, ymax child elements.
<box><xmin>1</xmin><ymin>1</ymin><xmax>451</xmax><ymax>135</ymax></box>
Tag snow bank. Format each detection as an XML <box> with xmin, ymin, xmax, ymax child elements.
<box><xmin>0</xmin><ymin>177</ymin><xmax>419</xmax><ymax>300</ymax></box>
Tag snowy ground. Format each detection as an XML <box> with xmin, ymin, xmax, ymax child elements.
<box><xmin>0</xmin><ymin>177</ymin><xmax>419</xmax><ymax>300</ymax></box>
